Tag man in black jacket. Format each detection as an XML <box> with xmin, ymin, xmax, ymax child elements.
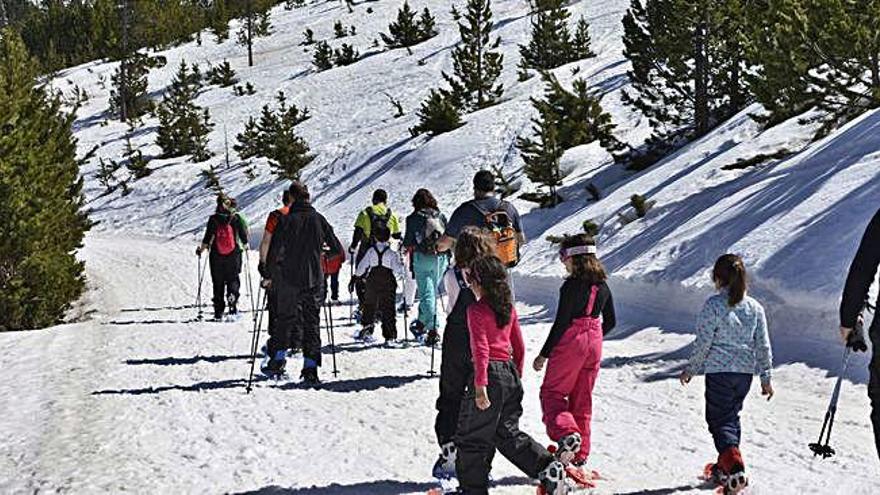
<box><xmin>839</xmin><ymin>208</ymin><xmax>880</xmax><ymax>460</ymax></box>
<box><xmin>197</xmin><ymin>195</ymin><xmax>248</xmax><ymax>321</ymax></box>
<box><xmin>262</xmin><ymin>181</ymin><xmax>343</xmax><ymax>384</ymax></box>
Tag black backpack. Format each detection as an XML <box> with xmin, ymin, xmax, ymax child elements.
<box><xmin>367</xmin><ymin>208</ymin><xmax>392</xmax><ymax>244</ymax></box>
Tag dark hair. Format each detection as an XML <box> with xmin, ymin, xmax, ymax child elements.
<box><xmin>282</xmin><ymin>189</ymin><xmax>291</xmax><ymax>205</ymax></box>
<box><xmin>216</xmin><ymin>194</ymin><xmax>230</xmax><ymax>212</ymax></box>
<box><xmin>372</xmin><ymin>189</ymin><xmax>388</xmax><ymax>205</ymax></box>
<box><xmin>454</xmin><ymin>226</ymin><xmax>496</xmax><ymax>269</ymax></box>
<box><xmin>561</xmin><ymin>234</ymin><xmax>606</xmax><ymax>284</ymax></box>
<box><xmin>713</xmin><ymin>254</ymin><xmax>747</xmax><ymax>306</ymax></box>
<box><xmin>471</xmin><ymin>256</ymin><xmax>513</xmax><ymax>327</ymax></box>
<box><xmin>412</xmin><ymin>188</ymin><xmax>438</xmax><ymax>211</ymax></box>
<box><xmin>288</xmin><ymin>181</ymin><xmax>310</xmax><ymax>203</ymax></box>
<box><xmin>473</xmin><ymin>170</ymin><xmax>495</xmax><ymax>194</ymax></box>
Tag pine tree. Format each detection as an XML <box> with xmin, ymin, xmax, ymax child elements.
<box><xmin>410</xmin><ymin>89</ymin><xmax>464</xmax><ymax>136</ymax></box>
<box><xmin>443</xmin><ymin>0</ymin><xmax>504</xmax><ymax>110</ymax></box>
<box><xmin>517</xmin><ymin>73</ymin><xmax>621</xmax><ymax>206</ymax></box>
<box><xmin>237</xmin><ymin>0</ymin><xmax>273</xmax><ymax>67</ymax></box>
<box><xmin>518</xmin><ymin>0</ymin><xmax>572</xmax><ymax>73</ymax></box>
<box><xmin>96</xmin><ymin>157</ymin><xmax>121</xmax><ymax>193</ymax></box>
<box><xmin>124</xmin><ymin>137</ymin><xmax>151</xmax><ymax>179</ymax></box>
<box><xmin>155</xmin><ymin>60</ymin><xmax>214</xmax><ymax>161</ymax></box>
<box><xmin>207</xmin><ymin>60</ymin><xmax>238</xmax><ymax>87</ymax></box>
<box><xmin>209</xmin><ymin>0</ymin><xmax>231</xmax><ymax>43</ymax></box>
<box><xmin>0</xmin><ymin>30</ymin><xmax>92</xmax><ymax>331</ymax></box>
<box><xmin>201</xmin><ymin>163</ymin><xmax>224</xmax><ymax>194</ymax></box>
<box><xmin>334</xmin><ymin>43</ymin><xmax>359</xmax><ymax>66</ymax></box>
<box><xmin>334</xmin><ymin>20</ymin><xmax>347</xmax><ymax>38</ymax></box>
<box><xmin>235</xmin><ymin>92</ymin><xmax>313</xmax><ymax>180</ymax></box>
<box><xmin>110</xmin><ymin>51</ymin><xmax>153</xmax><ymax>121</ymax></box>
<box><xmin>313</xmin><ymin>41</ymin><xmax>333</xmax><ymax>70</ymax></box>
<box><xmin>381</xmin><ymin>1</ymin><xmax>422</xmax><ymax>54</ymax></box>
<box><xmin>302</xmin><ymin>28</ymin><xmax>315</xmax><ymax>45</ymax></box>
<box><xmin>748</xmin><ymin>0</ymin><xmax>880</xmax><ymax>133</ymax></box>
<box><xmin>621</xmin><ymin>0</ymin><xmax>753</xmax><ymax>142</ymax></box>
<box><xmin>571</xmin><ymin>16</ymin><xmax>595</xmax><ymax>60</ymax></box>
<box><xmin>419</xmin><ymin>7</ymin><xmax>438</xmax><ymax>38</ymax></box>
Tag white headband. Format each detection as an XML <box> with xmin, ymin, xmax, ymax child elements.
<box><xmin>561</xmin><ymin>245</ymin><xmax>597</xmax><ymax>258</ymax></box>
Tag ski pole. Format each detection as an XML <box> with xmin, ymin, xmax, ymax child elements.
<box><xmin>401</xmin><ymin>251</ymin><xmax>410</xmax><ymax>343</ymax></box>
<box><xmin>428</xmin><ymin>254</ymin><xmax>441</xmax><ymax>376</ymax></box>
<box><xmin>246</xmin><ymin>292</ymin><xmax>269</xmax><ymax>394</ymax></box>
<box><xmin>243</xmin><ymin>249</ymin><xmax>257</xmax><ymax>319</ymax></box>
<box><xmin>324</xmin><ymin>299</ymin><xmax>339</xmax><ymax>377</ymax></box>
<box><xmin>348</xmin><ymin>253</ymin><xmax>355</xmax><ymax>324</ymax></box>
<box><xmin>809</xmin><ymin>347</ymin><xmax>852</xmax><ymax>458</ymax></box>
<box><xmin>195</xmin><ymin>252</ymin><xmax>208</xmax><ymax>321</ymax></box>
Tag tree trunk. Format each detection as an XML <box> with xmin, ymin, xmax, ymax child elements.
<box><xmin>693</xmin><ymin>13</ymin><xmax>709</xmax><ymax>137</ymax></box>
<box><xmin>0</xmin><ymin>0</ymin><xmax>8</xmax><ymax>29</ymax></box>
<box><xmin>871</xmin><ymin>52</ymin><xmax>880</xmax><ymax>101</ymax></box>
<box><xmin>246</xmin><ymin>0</ymin><xmax>254</xmax><ymax>67</ymax></box>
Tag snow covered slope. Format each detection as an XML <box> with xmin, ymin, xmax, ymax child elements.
<box><xmin>1</xmin><ymin>236</ymin><xmax>877</xmax><ymax>494</ymax></box>
<box><xmin>10</xmin><ymin>0</ymin><xmax>879</xmax><ymax>491</ymax></box>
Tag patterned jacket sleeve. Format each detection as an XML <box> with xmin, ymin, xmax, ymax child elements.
<box><xmin>685</xmin><ymin>298</ymin><xmax>719</xmax><ymax>376</ymax></box>
<box><xmin>754</xmin><ymin>303</ymin><xmax>773</xmax><ymax>384</ymax></box>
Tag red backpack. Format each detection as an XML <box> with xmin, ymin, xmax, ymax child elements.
<box><xmin>214</xmin><ymin>221</ymin><xmax>236</xmax><ymax>256</ymax></box>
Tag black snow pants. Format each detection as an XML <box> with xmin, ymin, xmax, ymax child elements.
<box><xmin>362</xmin><ymin>270</ymin><xmax>397</xmax><ymax>340</ymax></box>
<box><xmin>869</xmin><ymin>319</ymin><xmax>880</xmax><ymax>460</ymax></box>
<box><xmin>210</xmin><ymin>252</ymin><xmax>241</xmax><ymax>317</ymax></box>
<box><xmin>455</xmin><ymin>361</ymin><xmax>553</xmax><ymax>494</ymax></box>
<box><xmin>435</xmin><ymin>321</ymin><xmax>472</xmax><ymax>446</ymax></box>
<box><xmin>267</xmin><ymin>286</ymin><xmax>302</xmax><ymax>351</ymax></box>
<box><xmin>269</xmin><ymin>280</ymin><xmax>322</xmax><ymax>367</ymax></box>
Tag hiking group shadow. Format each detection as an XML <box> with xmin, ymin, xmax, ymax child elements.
<box><xmin>91</xmin><ymin>373</ymin><xmax>431</xmax><ymax>396</ymax></box>
<box><xmin>235</xmin><ymin>476</ymin><xmax>532</xmax><ymax>494</ymax></box>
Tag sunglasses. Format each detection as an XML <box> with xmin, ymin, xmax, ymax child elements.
<box><xmin>559</xmin><ymin>244</ymin><xmax>597</xmax><ymax>262</ymax></box>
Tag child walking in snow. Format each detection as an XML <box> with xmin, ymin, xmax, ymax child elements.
<box><xmin>354</xmin><ymin>225</ymin><xmax>406</xmax><ymax>343</ymax></box>
<box><xmin>456</xmin><ymin>255</ymin><xmax>567</xmax><ymax>495</ymax></box>
<box><xmin>534</xmin><ymin>234</ymin><xmax>616</xmax><ymax>476</ymax></box>
<box><xmin>680</xmin><ymin>254</ymin><xmax>774</xmax><ymax>494</ymax></box>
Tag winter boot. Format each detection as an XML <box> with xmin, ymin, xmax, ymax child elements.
<box><xmin>301</xmin><ymin>358</ymin><xmax>320</xmax><ymax>386</ymax></box>
<box><xmin>261</xmin><ymin>349</ymin><xmax>287</xmax><ymax>378</ymax></box>
<box><xmin>718</xmin><ymin>447</ymin><xmax>747</xmax><ymax>493</ymax></box>
<box><xmin>226</xmin><ymin>294</ymin><xmax>238</xmax><ymax>315</ymax></box>
<box><xmin>410</xmin><ymin>320</ymin><xmax>426</xmax><ymax>339</ymax></box>
<box><xmin>432</xmin><ymin>442</ymin><xmax>457</xmax><ymax>479</ymax></box>
<box><xmin>425</xmin><ymin>329</ymin><xmax>440</xmax><ymax>347</ymax></box>
<box><xmin>356</xmin><ymin>324</ymin><xmax>375</xmax><ymax>342</ymax></box>
<box><xmin>537</xmin><ymin>460</ymin><xmax>569</xmax><ymax>495</ymax></box>
<box><xmin>555</xmin><ymin>432</ymin><xmax>582</xmax><ymax>465</ymax></box>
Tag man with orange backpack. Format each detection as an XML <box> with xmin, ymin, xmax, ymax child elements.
<box><xmin>197</xmin><ymin>194</ymin><xmax>249</xmax><ymax>321</ymax></box>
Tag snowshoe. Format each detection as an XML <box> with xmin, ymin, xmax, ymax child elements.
<box><xmin>261</xmin><ymin>349</ymin><xmax>287</xmax><ymax>379</ymax></box>
<box><xmin>425</xmin><ymin>329</ymin><xmax>440</xmax><ymax>346</ymax></box>
<box><xmin>410</xmin><ymin>320</ymin><xmax>427</xmax><ymax>339</ymax></box>
<box><xmin>432</xmin><ymin>442</ymin><xmax>457</xmax><ymax>480</ymax></box>
<box><xmin>355</xmin><ymin>325</ymin><xmax>375</xmax><ymax>342</ymax></box>
<box><xmin>722</xmin><ymin>470</ymin><xmax>748</xmax><ymax>494</ymax></box>
<box><xmin>537</xmin><ymin>460</ymin><xmax>569</xmax><ymax>495</ymax></box>
<box><xmin>352</xmin><ymin>308</ymin><xmax>362</xmax><ymax>324</ymax></box>
<box><xmin>554</xmin><ymin>433</ymin><xmax>582</xmax><ymax>465</ymax></box>
<box><xmin>300</xmin><ymin>367</ymin><xmax>320</xmax><ymax>386</ymax></box>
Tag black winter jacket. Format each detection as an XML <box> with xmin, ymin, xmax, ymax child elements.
<box><xmin>841</xmin><ymin>208</ymin><xmax>880</xmax><ymax>329</ymax></box>
<box><xmin>267</xmin><ymin>201</ymin><xmax>343</xmax><ymax>289</ymax></box>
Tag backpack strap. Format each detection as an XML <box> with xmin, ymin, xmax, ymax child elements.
<box><xmin>584</xmin><ymin>285</ymin><xmax>600</xmax><ymax>317</ymax></box>
<box><xmin>453</xmin><ymin>267</ymin><xmax>469</xmax><ymax>290</ymax></box>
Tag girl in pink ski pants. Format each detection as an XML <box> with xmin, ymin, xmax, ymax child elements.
<box><xmin>534</xmin><ymin>234</ymin><xmax>616</xmax><ymax>466</ymax></box>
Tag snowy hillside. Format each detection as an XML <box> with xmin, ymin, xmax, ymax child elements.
<box><xmin>4</xmin><ymin>0</ymin><xmax>880</xmax><ymax>492</ymax></box>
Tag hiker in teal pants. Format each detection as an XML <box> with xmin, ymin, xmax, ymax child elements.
<box><xmin>403</xmin><ymin>189</ymin><xmax>448</xmax><ymax>345</ymax></box>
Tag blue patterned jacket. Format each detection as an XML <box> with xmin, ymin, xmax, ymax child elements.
<box><xmin>685</xmin><ymin>291</ymin><xmax>773</xmax><ymax>384</ymax></box>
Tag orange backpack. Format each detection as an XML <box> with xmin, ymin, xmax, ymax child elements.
<box><xmin>473</xmin><ymin>201</ymin><xmax>519</xmax><ymax>267</ymax></box>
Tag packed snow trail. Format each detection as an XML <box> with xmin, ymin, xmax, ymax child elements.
<box><xmin>1</xmin><ymin>235</ymin><xmax>877</xmax><ymax>494</ymax></box>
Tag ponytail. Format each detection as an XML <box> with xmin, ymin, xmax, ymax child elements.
<box><xmin>470</xmin><ymin>256</ymin><xmax>513</xmax><ymax>327</ymax></box>
<box><xmin>713</xmin><ymin>254</ymin><xmax>747</xmax><ymax>306</ymax></box>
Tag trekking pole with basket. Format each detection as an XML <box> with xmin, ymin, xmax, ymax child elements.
<box><xmin>245</xmin><ymin>292</ymin><xmax>270</xmax><ymax>394</ymax></box>
<box><xmin>809</xmin><ymin>306</ymin><xmax>870</xmax><ymax>458</ymax></box>
<box><xmin>243</xmin><ymin>248</ymin><xmax>257</xmax><ymax>320</ymax></box>
<box><xmin>323</xmin><ymin>298</ymin><xmax>339</xmax><ymax>377</ymax></box>
<box><xmin>195</xmin><ymin>252</ymin><xmax>209</xmax><ymax>321</ymax></box>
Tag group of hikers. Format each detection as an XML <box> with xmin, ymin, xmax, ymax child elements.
<box><xmin>194</xmin><ymin>170</ymin><xmax>880</xmax><ymax>494</ymax></box>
